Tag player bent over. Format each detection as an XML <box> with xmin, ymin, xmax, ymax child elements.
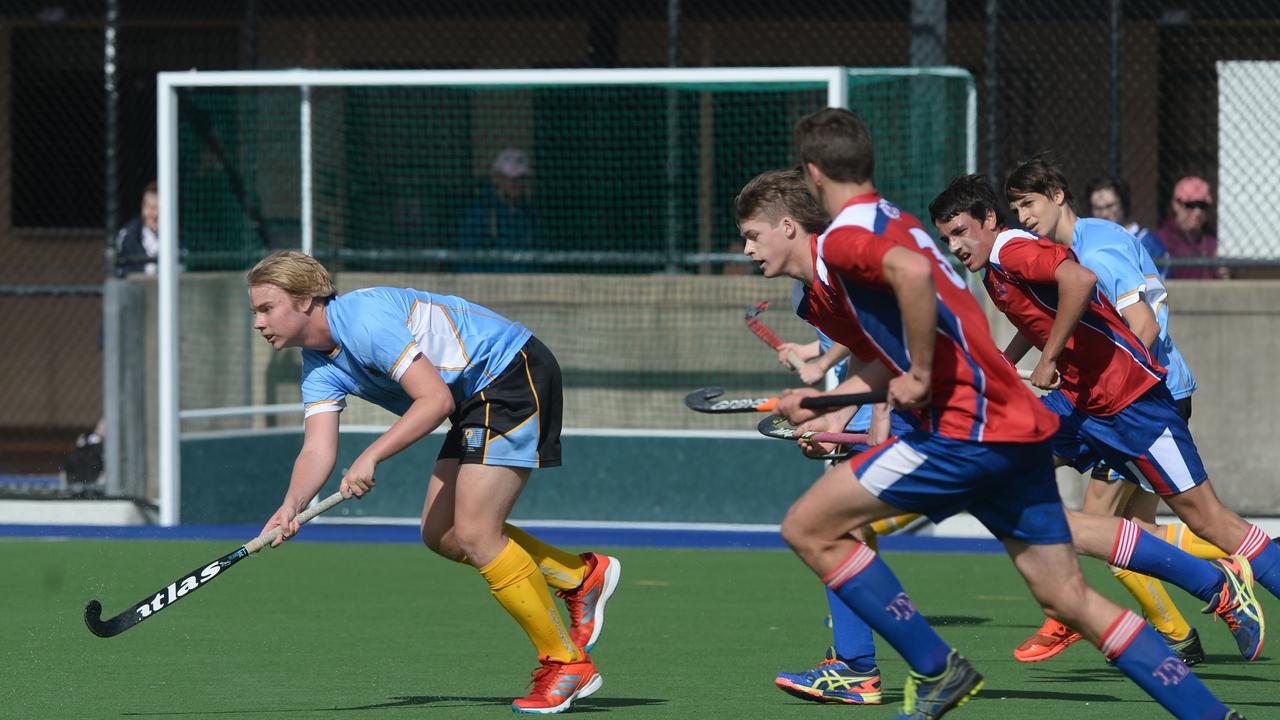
<box><xmin>737</xmin><ymin>107</ymin><xmax>1243</xmax><ymax>719</ymax></box>
<box><xmin>248</xmin><ymin>251</ymin><xmax>620</xmax><ymax>714</ymax></box>
<box><xmin>930</xmin><ymin>175</ymin><xmax>1266</xmax><ymax>664</ymax></box>
<box><xmin>1002</xmin><ymin>157</ymin><xmax>1208</xmax><ymax>664</ymax></box>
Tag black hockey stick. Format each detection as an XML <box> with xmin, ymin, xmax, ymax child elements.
<box><xmin>84</xmin><ymin>491</ymin><xmax>346</xmax><ymax>638</ymax></box>
<box><xmin>757</xmin><ymin>414</ymin><xmax>870</xmax><ymax>446</ymax></box>
<box><xmin>684</xmin><ymin>387</ymin><xmax>887</xmax><ymax>414</ymax></box>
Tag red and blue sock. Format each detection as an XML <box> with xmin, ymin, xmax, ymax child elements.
<box><xmin>1234</xmin><ymin>524</ymin><xmax>1280</xmax><ymax>598</ymax></box>
<box><xmin>1109</xmin><ymin>519</ymin><xmax>1221</xmax><ymax>601</ymax></box>
<box><xmin>1100</xmin><ymin>610</ymin><xmax>1229</xmax><ymax>718</ymax></box>
<box><xmin>823</xmin><ymin>543</ymin><xmax>950</xmax><ymax>676</ymax></box>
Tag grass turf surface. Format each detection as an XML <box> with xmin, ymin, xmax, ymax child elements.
<box><xmin>7</xmin><ymin>539</ymin><xmax>1279</xmax><ymax>719</ymax></box>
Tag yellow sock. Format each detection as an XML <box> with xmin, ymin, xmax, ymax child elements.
<box><xmin>478</xmin><ymin>539</ymin><xmax>581</xmax><ymax>662</ymax></box>
<box><xmin>1163</xmin><ymin>522</ymin><xmax>1228</xmax><ymax>560</ymax></box>
<box><xmin>504</xmin><ymin>522</ymin><xmax>588</xmax><ymax>590</ymax></box>
<box><xmin>870</xmin><ymin>513</ymin><xmax>923</xmax><ymax>536</ymax></box>
<box><xmin>1110</xmin><ymin>566</ymin><xmax>1190</xmax><ymax>640</ymax></box>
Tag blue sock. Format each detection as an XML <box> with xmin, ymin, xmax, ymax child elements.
<box><xmin>1102</xmin><ymin>611</ymin><xmax>1229</xmax><ymax>719</ymax></box>
<box><xmin>824</xmin><ymin>543</ymin><xmax>950</xmax><ymax>676</ymax></box>
<box><xmin>1236</xmin><ymin>525</ymin><xmax>1280</xmax><ymax>598</ymax></box>
<box><xmin>1111</xmin><ymin>520</ymin><xmax>1221</xmax><ymax>600</ymax></box>
<box><xmin>826</xmin><ymin>586</ymin><xmax>878</xmax><ymax>672</ymax></box>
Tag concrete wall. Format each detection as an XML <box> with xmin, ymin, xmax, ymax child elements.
<box><xmin>141</xmin><ymin>274</ymin><xmax>1280</xmax><ymax>519</ymax></box>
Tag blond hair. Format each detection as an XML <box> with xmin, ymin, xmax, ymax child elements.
<box><xmin>246</xmin><ymin>251</ymin><xmax>336</xmax><ymax>302</ymax></box>
<box><xmin>735</xmin><ymin>167</ymin><xmax>830</xmax><ymax>235</ymax></box>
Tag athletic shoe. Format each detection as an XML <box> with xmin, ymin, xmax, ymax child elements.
<box><xmin>1013</xmin><ymin>618</ymin><xmax>1082</xmax><ymax>663</ymax></box>
<box><xmin>774</xmin><ymin>648</ymin><xmax>882</xmax><ymax>705</ymax></box>
<box><xmin>557</xmin><ymin>553</ymin><xmax>621</xmax><ymax>652</ymax></box>
<box><xmin>895</xmin><ymin>650</ymin><xmax>983</xmax><ymax>719</ymax></box>
<box><xmin>1161</xmin><ymin>626</ymin><xmax>1206</xmax><ymax>666</ymax></box>
<box><xmin>1225</xmin><ymin>711</ymin><xmax>1248</xmax><ymax>719</ymax></box>
<box><xmin>1201</xmin><ymin>556</ymin><xmax>1266</xmax><ymax>661</ymax></box>
<box><xmin>511</xmin><ymin>656</ymin><xmax>602</xmax><ymax>714</ymax></box>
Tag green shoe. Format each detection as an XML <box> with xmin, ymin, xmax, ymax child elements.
<box><xmin>895</xmin><ymin>650</ymin><xmax>984</xmax><ymax>719</ymax></box>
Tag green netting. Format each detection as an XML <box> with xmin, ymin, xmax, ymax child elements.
<box><xmin>173</xmin><ymin>71</ymin><xmax>972</xmax><ymax>432</ymax></box>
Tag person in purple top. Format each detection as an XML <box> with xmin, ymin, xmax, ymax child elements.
<box><xmin>1155</xmin><ymin>175</ymin><xmax>1228</xmax><ymax>280</ymax></box>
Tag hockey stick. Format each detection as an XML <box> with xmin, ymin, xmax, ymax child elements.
<box><xmin>84</xmin><ymin>490</ymin><xmax>346</xmax><ymax>638</ymax></box>
<box><xmin>684</xmin><ymin>386</ymin><xmax>887</xmax><ymax>414</ymax></box>
<box><xmin>745</xmin><ymin>301</ymin><xmax>804</xmax><ymax>371</ymax></box>
<box><xmin>757</xmin><ymin>414</ymin><xmax>870</xmax><ymax>446</ymax></box>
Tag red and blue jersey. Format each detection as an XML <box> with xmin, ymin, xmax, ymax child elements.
<box><xmin>793</xmin><ymin>193</ymin><xmax>1057</xmax><ymax>443</ymax></box>
<box><xmin>983</xmin><ymin>228</ymin><xmax>1164</xmax><ymax>416</ymax></box>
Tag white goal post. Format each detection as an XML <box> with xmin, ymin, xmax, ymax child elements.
<box><xmin>154</xmin><ymin>66</ymin><xmax>976</xmax><ymax>526</ymax></box>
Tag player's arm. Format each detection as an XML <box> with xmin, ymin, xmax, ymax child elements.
<box><xmin>342</xmin><ymin>355</ymin><xmax>455</xmax><ymax>498</ymax></box>
<box><xmin>867</xmin><ymin>403</ymin><xmax>892</xmax><ymax>446</ymax></box>
<box><xmin>262</xmin><ymin>409</ymin><xmax>340</xmax><ymax>546</ymax></box>
<box><xmin>881</xmin><ymin>246</ymin><xmax>936</xmax><ymax>408</ymax></box>
<box><xmin>777</xmin><ymin>340</ymin><xmax>821</xmax><ymax>366</ymax></box>
<box><xmin>1118</xmin><ymin>299</ymin><xmax>1159</xmax><ymax>349</ymax></box>
<box><xmin>1035</xmin><ymin>258</ymin><xmax>1098</xmax><ymax>389</ymax></box>
<box><xmin>776</xmin><ymin>354</ymin><xmax>889</xmax><ymax>427</ymax></box>
<box><xmin>798</xmin><ymin>341</ymin><xmax>851</xmax><ymax>385</ymax></box>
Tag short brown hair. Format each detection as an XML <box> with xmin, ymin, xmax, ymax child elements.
<box><xmin>735</xmin><ymin>167</ymin><xmax>830</xmax><ymax>235</ymax></box>
<box><xmin>794</xmin><ymin>108</ymin><xmax>875</xmax><ymax>184</ymax></box>
<box><xmin>1005</xmin><ymin>154</ymin><xmax>1075</xmax><ymax>209</ymax></box>
<box><xmin>247</xmin><ymin>250</ymin><xmax>336</xmax><ymax>303</ymax></box>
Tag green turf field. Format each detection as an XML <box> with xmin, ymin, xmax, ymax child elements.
<box><xmin>7</xmin><ymin>539</ymin><xmax>1278</xmax><ymax>718</ymax></box>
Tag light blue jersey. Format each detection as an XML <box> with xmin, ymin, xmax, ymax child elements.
<box><xmin>300</xmin><ymin>287</ymin><xmax>531</xmax><ymax>418</ymax></box>
<box><xmin>1071</xmin><ymin>218</ymin><xmax>1196</xmax><ymax>400</ymax></box>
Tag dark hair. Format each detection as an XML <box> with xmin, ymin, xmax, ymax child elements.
<box><xmin>1083</xmin><ymin>175</ymin><xmax>1131</xmax><ymax>218</ymax></box>
<box><xmin>1005</xmin><ymin>154</ymin><xmax>1074</xmax><ymax>209</ymax></box>
<box><xmin>794</xmin><ymin>108</ymin><xmax>875</xmax><ymax>184</ymax></box>
<box><xmin>143</xmin><ymin>180</ymin><xmax>157</xmax><ymax>197</ymax></box>
<box><xmin>929</xmin><ymin>174</ymin><xmax>1006</xmax><ymax>228</ymax></box>
<box><xmin>735</xmin><ymin>167</ymin><xmax>830</xmax><ymax>235</ymax></box>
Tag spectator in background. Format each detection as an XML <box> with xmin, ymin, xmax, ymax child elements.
<box><xmin>1085</xmin><ymin>175</ymin><xmax>1167</xmax><ymax>278</ymax></box>
<box><xmin>459</xmin><ymin>148</ymin><xmax>539</xmax><ymax>272</ymax></box>
<box><xmin>115</xmin><ymin>181</ymin><xmax>159</xmax><ymax>277</ymax></box>
<box><xmin>1156</xmin><ymin>175</ymin><xmax>1228</xmax><ymax>280</ymax></box>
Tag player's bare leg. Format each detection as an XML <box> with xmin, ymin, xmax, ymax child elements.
<box><xmin>1004</xmin><ymin>538</ymin><xmax>1234</xmax><ymax>716</ymax></box>
<box><xmin>781</xmin><ymin>463</ymin><xmax>982</xmax><ymax>718</ymax></box>
<box><xmin>1016</xmin><ymin>471</ymin><xmax>1203</xmax><ymax>664</ymax></box>
<box><xmin>422</xmin><ymin>459</ymin><xmax>599</xmax><ymax>713</ymax></box>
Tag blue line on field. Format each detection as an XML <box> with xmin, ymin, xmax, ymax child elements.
<box><xmin>0</xmin><ymin>522</ymin><xmax>1005</xmax><ymax>553</ymax></box>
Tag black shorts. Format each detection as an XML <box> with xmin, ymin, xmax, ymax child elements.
<box><xmin>437</xmin><ymin>336</ymin><xmax>563</xmax><ymax>468</ymax></box>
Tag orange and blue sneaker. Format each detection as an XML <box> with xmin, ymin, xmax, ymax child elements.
<box><xmin>1013</xmin><ymin>618</ymin><xmax>1082</xmax><ymax>663</ymax></box>
<box><xmin>557</xmin><ymin>553</ymin><xmax>621</xmax><ymax>652</ymax></box>
<box><xmin>511</xmin><ymin>655</ymin><xmax>602</xmax><ymax>714</ymax></box>
<box><xmin>774</xmin><ymin>647</ymin><xmax>882</xmax><ymax>704</ymax></box>
<box><xmin>895</xmin><ymin>650</ymin><xmax>983</xmax><ymax>719</ymax></box>
<box><xmin>1202</xmin><ymin>555</ymin><xmax>1266</xmax><ymax>661</ymax></box>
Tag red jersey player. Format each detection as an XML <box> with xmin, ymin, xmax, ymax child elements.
<box><xmin>733</xmin><ymin>107</ymin><xmax>1239</xmax><ymax>720</ymax></box>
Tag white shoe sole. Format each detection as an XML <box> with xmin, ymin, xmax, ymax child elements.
<box><xmin>512</xmin><ymin>673</ymin><xmax>603</xmax><ymax>714</ymax></box>
<box><xmin>583</xmin><ymin>557</ymin><xmax>622</xmax><ymax>652</ymax></box>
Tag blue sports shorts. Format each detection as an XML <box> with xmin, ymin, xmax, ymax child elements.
<box><xmin>1041</xmin><ymin>384</ymin><xmax>1207</xmax><ymax>496</ymax></box>
<box><xmin>848</xmin><ymin>431</ymin><xmax>1071</xmax><ymax>545</ymax></box>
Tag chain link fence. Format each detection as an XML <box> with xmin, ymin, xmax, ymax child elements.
<box><xmin>5</xmin><ymin>0</ymin><xmax>1280</xmax><ymax>494</ymax></box>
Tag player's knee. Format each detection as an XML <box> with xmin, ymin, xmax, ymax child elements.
<box><xmin>451</xmin><ymin>519</ymin><xmax>503</xmax><ymax>559</ymax></box>
<box><xmin>1034</xmin><ymin>577</ymin><xmax>1090</xmax><ymax>626</ymax></box>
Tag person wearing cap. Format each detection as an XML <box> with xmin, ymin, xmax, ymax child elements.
<box><xmin>458</xmin><ymin>148</ymin><xmax>539</xmax><ymax>273</ymax></box>
<box><xmin>1156</xmin><ymin>175</ymin><xmax>1227</xmax><ymax>280</ymax></box>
